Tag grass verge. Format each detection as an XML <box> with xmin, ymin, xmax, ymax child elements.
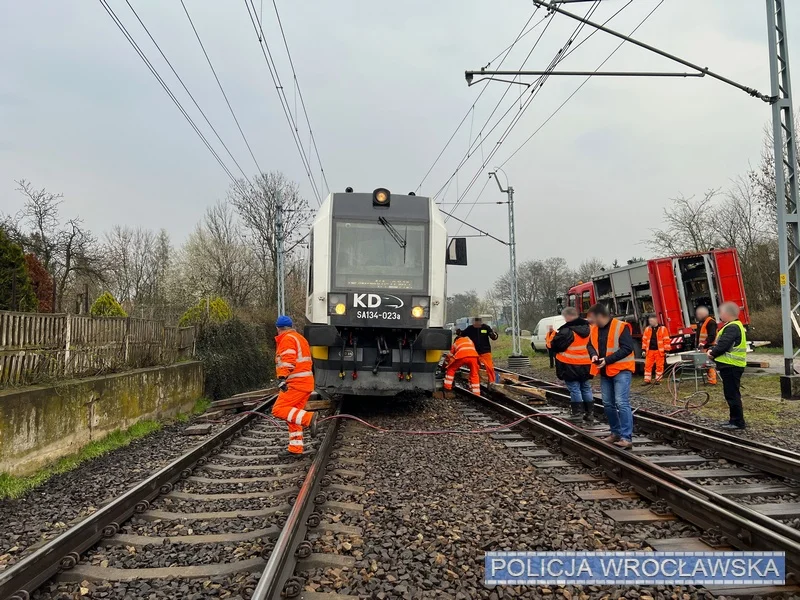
<box><xmin>0</xmin><ymin>420</ymin><xmax>162</xmax><ymax>500</ymax></box>
<box><xmin>175</xmin><ymin>396</ymin><xmax>212</xmax><ymax>423</ymax></box>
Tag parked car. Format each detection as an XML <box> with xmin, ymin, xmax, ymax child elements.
<box><xmin>530</xmin><ymin>316</ymin><xmax>565</xmax><ymax>352</ymax></box>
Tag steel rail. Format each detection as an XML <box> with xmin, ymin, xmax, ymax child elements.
<box><xmin>496</xmin><ymin>367</ymin><xmax>800</xmax><ymax>479</ymax></box>
<box><xmin>252</xmin><ymin>402</ymin><xmax>342</xmax><ymax>599</ymax></box>
<box><xmin>0</xmin><ymin>395</ymin><xmax>277</xmax><ymax>600</ymax></box>
<box><xmin>458</xmin><ymin>385</ymin><xmax>800</xmax><ymax>580</ymax></box>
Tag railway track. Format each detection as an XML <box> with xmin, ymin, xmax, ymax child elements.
<box><xmin>454</xmin><ymin>370</ymin><xmax>800</xmax><ymax>596</ymax></box>
<box><xmin>0</xmin><ymin>395</ymin><xmax>352</xmax><ymax>600</ymax></box>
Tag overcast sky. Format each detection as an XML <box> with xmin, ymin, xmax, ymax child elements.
<box><xmin>1</xmin><ymin>1</ymin><xmax>797</xmax><ymax>298</ymax></box>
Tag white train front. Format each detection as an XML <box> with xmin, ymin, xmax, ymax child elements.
<box><xmin>304</xmin><ymin>187</ymin><xmax>465</xmax><ymax>396</ymax></box>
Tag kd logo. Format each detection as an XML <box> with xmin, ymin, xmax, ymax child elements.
<box><xmin>353</xmin><ymin>293</ymin><xmax>381</xmax><ymax>308</ymax></box>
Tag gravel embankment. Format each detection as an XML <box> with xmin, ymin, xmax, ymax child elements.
<box><xmin>299</xmin><ymin>395</ymin><xmax>714</xmax><ymax>600</ymax></box>
<box><xmin>0</xmin><ymin>420</ymin><xmax>218</xmax><ymax>571</ymax></box>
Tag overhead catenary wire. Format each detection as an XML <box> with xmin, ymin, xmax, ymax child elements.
<box><xmin>271</xmin><ymin>0</ymin><xmax>330</xmax><ymax>197</ymax></box>
<box><xmin>415</xmin><ymin>6</ymin><xmax>547</xmax><ymax>194</ymax></box>
<box><xmin>498</xmin><ymin>0</ymin><xmax>665</xmax><ymax>169</ymax></box>
<box><xmin>180</xmin><ymin>0</ymin><xmax>263</xmax><ymax>177</ymax></box>
<box><xmin>446</xmin><ymin>0</ymin><xmax>606</xmax><ymax>232</ymax></box>
<box><xmin>432</xmin><ymin>7</ymin><xmax>563</xmax><ymax>205</ymax></box>
<box><xmin>453</xmin><ymin>0</ymin><xmax>644</xmax><ymax>233</ymax></box>
<box><xmin>121</xmin><ymin>0</ymin><xmax>255</xmax><ymax>189</ymax></box>
<box><xmin>242</xmin><ymin>0</ymin><xmax>323</xmax><ymax>205</ymax></box>
<box><xmin>97</xmin><ymin>0</ymin><xmax>249</xmax><ymax>196</ymax></box>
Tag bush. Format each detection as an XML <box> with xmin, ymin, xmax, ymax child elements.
<box><xmin>179</xmin><ymin>296</ymin><xmax>233</xmax><ymax>327</ymax></box>
<box><xmin>0</xmin><ymin>228</ymin><xmax>38</xmax><ymax>312</ymax></box>
<box><xmin>90</xmin><ymin>291</ymin><xmax>127</xmax><ymax>317</ymax></box>
<box><xmin>24</xmin><ymin>253</ymin><xmax>53</xmax><ymax>312</ymax></box>
<box><xmin>196</xmin><ymin>319</ymin><xmax>272</xmax><ymax>399</ymax></box>
<box><xmin>748</xmin><ymin>305</ymin><xmax>800</xmax><ymax>349</ymax></box>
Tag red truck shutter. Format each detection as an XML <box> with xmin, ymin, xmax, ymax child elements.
<box><xmin>648</xmin><ymin>258</ymin><xmax>685</xmax><ymax>334</ymax></box>
<box><xmin>713</xmin><ymin>248</ymin><xmax>750</xmax><ymax>325</ymax></box>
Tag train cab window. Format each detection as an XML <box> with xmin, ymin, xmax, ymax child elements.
<box><xmin>568</xmin><ymin>294</ymin><xmax>577</xmax><ymax>308</ymax></box>
<box><xmin>333</xmin><ymin>221</ymin><xmax>426</xmax><ymax>291</ymax></box>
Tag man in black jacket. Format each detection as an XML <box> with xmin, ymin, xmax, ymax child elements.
<box><xmin>707</xmin><ymin>302</ymin><xmax>748</xmax><ymax>430</ymax></box>
<box><xmin>462</xmin><ymin>317</ymin><xmax>499</xmax><ymax>383</ymax></box>
<box><xmin>551</xmin><ymin>307</ymin><xmax>594</xmax><ymax>422</ymax></box>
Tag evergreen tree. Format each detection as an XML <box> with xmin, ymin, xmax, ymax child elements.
<box><xmin>0</xmin><ymin>228</ymin><xmax>38</xmax><ymax>311</ymax></box>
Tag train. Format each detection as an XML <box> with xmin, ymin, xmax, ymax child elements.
<box><xmin>304</xmin><ymin>187</ymin><xmax>467</xmax><ymax>396</ymax></box>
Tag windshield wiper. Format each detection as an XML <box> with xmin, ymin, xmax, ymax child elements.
<box><xmin>378</xmin><ymin>216</ymin><xmax>406</xmax><ymax>249</ymax></box>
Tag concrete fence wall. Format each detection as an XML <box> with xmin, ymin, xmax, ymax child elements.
<box><xmin>0</xmin><ymin>361</ymin><xmax>203</xmax><ymax>476</ymax></box>
<box><xmin>0</xmin><ymin>310</ymin><xmax>196</xmax><ymax>386</ymax></box>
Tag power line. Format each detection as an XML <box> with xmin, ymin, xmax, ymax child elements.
<box><xmin>499</xmin><ymin>0</ymin><xmax>665</xmax><ymax>169</ymax></box>
<box><xmin>415</xmin><ymin>6</ymin><xmax>546</xmax><ymax>193</ymax></box>
<box><xmin>121</xmin><ymin>0</ymin><xmax>254</xmax><ymax>188</ymax></box>
<box><xmin>431</xmin><ymin>6</ymin><xmax>566</xmax><ymax>204</ymax></box>
<box><xmin>242</xmin><ymin>0</ymin><xmax>323</xmax><ymax>205</ymax></box>
<box><xmin>97</xmin><ymin>0</ymin><xmax>246</xmax><ymax>194</ymax></box>
<box><xmin>271</xmin><ymin>0</ymin><xmax>330</xmax><ymax>197</ymax></box>
<box><xmin>447</xmin><ymin>1</ymin><xmax>604</xmax><ymax>224</ymax></box>
<box><xmin>451</xmin><ymin>0</ymin><xmax>643</xmax><ymax>230</ymax></box>
<box><xmin>180</xmin><ymin>0</ymin><xmax>263</xmax><ymax>176</ymax></box>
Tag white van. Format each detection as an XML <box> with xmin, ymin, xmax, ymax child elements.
<box><xmin>530</xmin><ymin>315</ymin><xmax>566</xmax><ymax>352</ymax></box>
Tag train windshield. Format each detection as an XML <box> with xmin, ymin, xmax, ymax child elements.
<box><xmin>333</xmin><ymin>220</ymin><xmax>426</xmax><ymax>291</ymax></box>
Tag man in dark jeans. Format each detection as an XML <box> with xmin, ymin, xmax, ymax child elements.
<box><xmin>707</xmin><ymin>301</ymin><xmax>748</xmax><ymax>430</ymax></box>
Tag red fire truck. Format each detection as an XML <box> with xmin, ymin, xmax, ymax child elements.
<box><xmin>560</xmin><ymin>249</ymin><xmax>750</xmax><ymax>355</ymax></box>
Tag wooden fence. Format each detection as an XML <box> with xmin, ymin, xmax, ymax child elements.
<box><xmin>0</xmin><ymin>311</ymin><xmax>196</xmax><ymax>386</ymax></box>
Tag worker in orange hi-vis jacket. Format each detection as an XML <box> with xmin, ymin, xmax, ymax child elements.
<box><xmin>545</xmin><ymin>325</ymin><xmax>557</xmax><ymax>368</ymax></box>
<box><xmin>641</xmin><ymin>314</ymin><xmax>670</xmax><ymax>384</ymax></box>
<box><xmin>442</xmin><ymin>331</ymin><xmax>481</xmax><ymax>396</ymax></box>
<box><xmin>695</xmin><ymin>306</ymin><xmax>718</xmax><ymax>385</ymax></box>
<box><xmin>272</xmin><ymin>315</ymin><xmax>318</xmax><ymax>455</ymax></box>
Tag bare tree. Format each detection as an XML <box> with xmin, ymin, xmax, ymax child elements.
<box><xmin>9</xmin><ymin>180</ymin><xmax>101</xmax><ymax>311</ymax></box>
<box><xmin>647</xmin><ymin>190</ymin><xmax>722</xmax><ymax>255</ymax></box>
<box><xmin>227</xmin><ymin>172</ymin><xmax>312</xmax><ymax>307</ymax></box>
<box><xmin>575</xmin><ymin>258</ymin><xmax>605</xmax><ymax>282</ymax></box>
<box><xmin>177</xmin><ymin>202</ymin><xmax>259</xmax><ymax>307</ymax></box>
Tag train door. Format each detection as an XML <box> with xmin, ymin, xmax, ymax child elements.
<box><xmin>648</xmin><ymin>258</ymin><xmax>685</xmax><ymax>334</ymax></box>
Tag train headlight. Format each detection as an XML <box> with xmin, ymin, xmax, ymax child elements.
<box><xmin>328</xmin><ymin>294</ymin><xmax>346</xmax><ymax>316</ymax></box>
<box><xmin>411</xmin><ymin>296</ymin><xmax>430</xmax><ymax>318</ymax></box>
<box><xmin>373</xmin><ymin>188</ymin><xmax>391</xmax><ymax>207</ymax></box>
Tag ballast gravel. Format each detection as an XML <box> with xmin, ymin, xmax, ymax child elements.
<box><xmin>0</xmin><ymin>420</ymin><xmax>217</xmax><ymax>571</ymax></box>
<box><xmin>298</xmin><ymin>395</ymin><xmax>715</xmax><ymax>599</ymax></box>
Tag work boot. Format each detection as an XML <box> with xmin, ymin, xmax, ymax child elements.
<box><xmin>582</xmin><ymin>402</ymin><xmax>595</xmax><ymax>423</ymax></box>
<box><xmin>613</xmin><ymin>439</ymin><xmax>633</xmax><ymax>450</ymax></box>
<box><xmin>308</xmin><ymin>412</ymin><xmax>319</xmax><ymax>438</ymax></box>
<box><xmin>721</xmin><ymin>423</ymin><xmax>746</xmax><ymax>430</ymax></box>
<box><xmin>603</xmin><ymin>434</ymin><xmax>621</xmax><ymax>443</ymax></box>
<box><xmin>566</xmin><ymin>403</ymin><xmax>583</xmax><ymax>422</ymax></box>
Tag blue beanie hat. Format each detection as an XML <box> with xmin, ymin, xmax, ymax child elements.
<box><xmin>276</xmin><ymin>315</ymin><xmax>293</xmax><ymax>328</ymax></box>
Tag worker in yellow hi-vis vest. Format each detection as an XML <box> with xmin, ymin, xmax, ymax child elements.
<box><xmin>707</xmin><ymin>302</ymin><xmax>747</xmax><ymax>430</ymax></box>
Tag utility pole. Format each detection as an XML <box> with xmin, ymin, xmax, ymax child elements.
<box><xmin>767</xmin><ymin>0</ymin><xmax>800</xmax><ymax>395</ymax></box>
<box><xmin>490</xmin><ymin>170</ymin><xmax>528</xmax><ymax>368</ymax></box>
<box><xmin>276</xmin><ymin>191</ymin><xmax>286</xmax><ymax>317</ymax></box>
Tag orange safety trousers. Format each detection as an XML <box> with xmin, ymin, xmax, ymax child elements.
<box><xmin>644</xmin><ymin>350</ymin><xmax>665</xmax><ymax>383</ymax></box>
<box><xmin>706</xmin><ymin>366</ymin><xmax>717</xmax><ymax>385</ymax></box>
<box><xmin>272</xmin><ymin>385</ymin><xmax>314</xmax><ymax>454</ymax></box>
<box><xmin>478</xmin><ymin>353</ymin><xmax>496</xmax><ymax>383</ymax></box>
<box><xmin>444</xmin><ymin>357</ymin><xmax>480</xmax><ymax>394</ymax></box>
